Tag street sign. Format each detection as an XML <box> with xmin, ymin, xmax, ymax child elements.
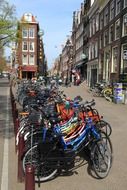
<box><xmin>81</xmin><ymin>53</ymin><xmax>87</xmax><ymax>59</ymax></box>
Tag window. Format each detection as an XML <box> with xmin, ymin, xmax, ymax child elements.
<box><xmin>116</xmin><ymin>0</ymin><xmax>121</xmax><ymax>15</ymax></box>
<box><xmin>22</xmin><ymin>41</ymin><xmax>28</xmax><ymax>51</ymax></box>
<box><xmin>29</xmin><ymin>42</ymin><xmax>34</xmax><ymax>51</ymax></box>
<box><xmin>24</xmin><ymin>13</ymin><xmax>32</xmax><ymax>22</ymax></box>
<box><xmin>104</xmin><ymin>7</ymin><xmax>109</xmax><ymax>26</ymax></box>
<box><xmin>29</xmin><ymin>54</ymin><xmax>34</xmax><ymax>65</ymax></box>
<box><xmin>93</xmin><ymin>18</ymin><xmax>96</xmax><ymax>35</ymax></box>
<box><xmin>22</xmin><ymin>54</ymin><xmax>28</xmax><ymax>65</ymax></box>
<box><xmin>121</xmin><ymin>44</ymin><xmax>127</xmax><ymax>74</ymax></box>
<box><xmin>95</xmin><ymin>41</ymin><xmax>98</xmax><ymax>58</ymax></box>
<box><xmin>89</xmin><ymin>41</ymin><xmax>98</xmax><ymax>59</ymax></box>
<box><xmin>29</xmin><ymin>28</ymin><xmax>34</xmax><ymax>38</ymax></box>
<box><xmin>123</xmin><ymin>0</ymin><xmax>127</xmax><ymax>8</ymax></box>
<box><xmin>96</xmin><ymin>13</ymin><xmax>99</xmax><ymax>32</ymax></box>
<box><xmin>100</xmin><ymin>13</ymin><xmax>103</xmax><ymax>30</ymax></box>
<box><xmin>99</xmin><ymin>52</ymin><xmax>103</xmax><ymax>72</ymax></box>
<box><xmin>104</xmin><ymin>30</ymin><xmax>109</xmax><ymax>47</ymax></box>
<box><xmin>100</xmin><ymin>34</ymin><xmax>103</xmax><ymax>49</ymax></box>
<box><xmin>112</xmin><ymin>46</ymin><xmax>118</xmax><ymax>73</ymax></box>
<box><xmin>92</xmin><ymin>43</ymin><xmax>94</xmax><ymax>59</ymax></box>
<box><xmin>115</xmin><ymin>19</ymin><xmax>120</xmax><ymax>40</ymax></box>
<box><xmin>110</xmin><ymin>0</ymin><xmax>115</xmax><ymax>20</ymax></box>
<box><xmin>89</xmin><ymin>43</ymin><xmax>92</xmax><ymax>60</ymax></box>
<box><xmin>109</xmin><ymin>25</ymin><xmax>114</xmax><ymax>43</ymax></box>
<box><xmin>22</xmin><ymin>28</ymin><xmax>28</xmax><ymax>38</ymax></box>
<box><xmin>76</xmin><ymin>52</ymin><xmax>82</xmax><ymax>63</ymax></box>
<box><xmin>89</xmin><ymin>21</ymin><xmax>92</xmax><ymax>37</ymax></box>
<box><xmin>123</xmin><ymin>14</ymin><xmax>127</xmax><ymax>36</ymax></box>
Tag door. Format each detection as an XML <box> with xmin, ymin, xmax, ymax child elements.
<box><xmin>91</xmin><ymin>68</ymin><xmax>97</xmax><ymax>87</ymax></box>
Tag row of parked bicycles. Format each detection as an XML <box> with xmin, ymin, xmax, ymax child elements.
<box><xmin>15</xmin><ymin>79</ymin><xmax>113</xmax><ymax>184</ymax></box>
<box><xmin>88</xmin><ymin>81</ymin><xmax>114</xmax><ymax>102</ymax></box>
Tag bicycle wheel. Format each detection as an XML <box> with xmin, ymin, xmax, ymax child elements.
<box><xmin>103</xmin><ymin>89</ymin><xmax>112</xmax><ymax>102</ymax></box>
<box><xmin>24</xmin><ymin>129</ymin><xmax>54</xmax><ymax>150</ymax></box>
<box><xmin>100</xmin><ymin>132</ymin><xmax>113</xmax><ymax>164</ymax></box>
<box><xmin>22</xmin><ymin>144</ymin><xmax>58</xmax><ymax>182</ymax></box>
<box><xmin>91</xmin><ymin>140</ymin><xmax>112</xmax><ymax>179</ymax></box>
<box><xmin>96</xmin><ymin>120</ymin><xmax>112</xmax><ymax>136</ymax></box>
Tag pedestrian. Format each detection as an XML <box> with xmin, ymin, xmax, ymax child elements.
<box><xmin>76</xmin><ymin>75</ymin><xmax>81</xmax><ymax>86</ymax></box>
<box><xmin>65</xmin><ymin>78</ymin><xmax>68</xmax><ymax>87</ymax></box>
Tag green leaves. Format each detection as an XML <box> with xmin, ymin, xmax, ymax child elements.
<box><xmin>0</xmin><ymin>0</ymin><xmax>17</xmax><ymax>48</ymax></box>
<box><xmin>0</xmin><ymin>55</ymin><xmax>6</xmax><ymax>73</ymax></box>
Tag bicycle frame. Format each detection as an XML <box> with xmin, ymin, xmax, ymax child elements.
<box><xmin>41</xmin><ymin>117</ymin><xmax>101</xmax><ymax>154</ymax></box>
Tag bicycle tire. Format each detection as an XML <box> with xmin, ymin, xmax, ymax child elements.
<box><xmin>96</xmin><ymin>120</ymin><xmax>112</xmax><ymax>137</ymax></box>
<box><xmin>100</xmin><ymin>131</ymin><xmax>113</xmax><ymax>160</ymax></box>
<box><xmin>103</xmin><ymin>89</ymin><xmax>112</xmax><ymax>102</ymax></box>
<box><xmin>22</xmin><ymin>144</ymin><xmax>58</xmax><ymax>182</ymax></box>
<box><xmin>91</xmin><ymin>140</ymin><xmax>112</xmax><ymax>179</ymax></box>
<box><xmin>92</xmin><ymin>89</ymin><xmax>102</xmax><ymax>97</ymax></box>
<box><xmin>24</xmin><ymin>128</ymin><xmax>54</xmax><ymax>150</ymax></box>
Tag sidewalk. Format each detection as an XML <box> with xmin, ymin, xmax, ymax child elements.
<box><xmin>61</xmin><ymin>81</ymin><xmax>127</xmax><ymax>106</ymax></box>
<box><xmin>60</xmin><ymin>81</ymin><xmax>102</xmax><ymax>103</ymax></box>
<box><xmin>11</xmin><ymin>81</ymin><xmax>22</xmax><ymax>111</ymax></box>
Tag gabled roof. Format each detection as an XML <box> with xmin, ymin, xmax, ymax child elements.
<box><xmin>21</xmin><ymin>13</ymin><xmax>38</xmax><ymax>23</ymax></box>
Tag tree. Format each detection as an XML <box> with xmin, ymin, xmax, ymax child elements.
<box><xmin>0</xmin><ymin>55</ymin><xmax>6</xmax><ymax>74</ymax></box>
<box><xmin>0</xmin><ymin>0</ymin><xmax>17</xmax><ymax>49</ymax></box>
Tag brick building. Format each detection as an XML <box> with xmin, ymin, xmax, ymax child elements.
<box><xmin>16</xmin><ymin>13</ymin><xmax>46</xmax><ymax>79</ymax></box>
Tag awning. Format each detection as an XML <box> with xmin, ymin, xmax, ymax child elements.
<box><xmin>21</xmin><ymin>65</ymin><xmax>37</xmax><ymax>72</ymax></box>
<box><xmin>75</xmin><ymin>62</ymin><xmax>84</xmax><ymax>68</ymax></box>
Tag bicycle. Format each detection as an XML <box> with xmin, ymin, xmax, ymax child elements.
<box><xmin>21</xmin><ymin>100</ymin><xmax>113</xmax><ymax>182</ymax></box>
<box><xmin>103</xmin><ymin>85</ymin><xmax>113</xmax><ymax>102</ymax></box>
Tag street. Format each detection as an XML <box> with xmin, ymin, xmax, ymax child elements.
<box><xmin>0</xmin><ymin>79</ymin><xmax>127</xmax><ymax>190</ymax></box>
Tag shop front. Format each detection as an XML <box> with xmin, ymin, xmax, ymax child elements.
<box><xmin>18</xmin><ymin>65</ymin><xmax>37</xmax><ymax>79</ymax></box>
<box><xmin>87</xmin><ymin>59</ymin><xmax>98</xmax><ymax>87</ymax></box>
<box><xmin>119</xmin><ymin>43</ymin><xmax>127</xmax><ymax>89</ymax></box>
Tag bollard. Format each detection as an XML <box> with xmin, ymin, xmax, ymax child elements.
<box><xmin>14</xmin><ymin>118</ymin><xmax>19</xmax><ymax>137</ymax></box>
<box><xmin>13</xmin><ymin>102</ymin><xmax>17</xmax><ymax>124</ymax></box>
<box><xmin>12</xmin><ymin>101</ymin><xmax>16</xmax><ymax>117</ymax></box>
<box><xmin>11</xmin><ymin>96</ymin><xmax>15</xmax><ymax>105</ymax></box>
<box><xmin>25</xmin><ymin>165</ymin><xmax>35</xmax><ymax>190</ymax></box>
<box><xmin>14</xmin><ymin>108</ymin><xmax>18</xmax><ymax>130</ymax></box>
<box><xmin>14</xmin><ymin>109</ymin><xmax>18</xmax><ymax>128</ymax></box>
<box><xmin>14</xmin><ymin>118</ymin><xmax>20</xmax><ymax>153</ymax></box>
<box><xmin>10</xmin><ymin>86</ymin><xmax>12</xmax><ymax>97</ymax></box>
<box><xmin>17</xmin><ymin>134</ymin><xmax>25</xmax><ymax>182</ymax></box>
<box><xmin>13</xmin><ymin>102</ymin><xmax>16</xmax><ymax>113</ymax></box>
<box><xmin>15</xmin><ymin>109</ymin><xmax>19</xmax><ymax>119</ymax></box>
<box><xmin>11</xmin><ymin>97</ymin><xmax>15</xmax><ymax>110</ymax></box>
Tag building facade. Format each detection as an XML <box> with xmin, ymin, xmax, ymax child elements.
<box><xmin>60</xmin><ymin>38</ymin><xmax>73</xmax><ymax>84</ymax></box>
<box><xmin>72</xmin><ymin>4</ymin><xmax>86</xmax><ymax>81</ymax></box>
<box><xmin>98</xmin><ymin>0</ymin><xmax>127</xmax><ymax>85</ymax></box>
<box><xmin>118</xmin><ymin>0</ymin><xmax>127</xmax><ymax>84</ymax></box>
<box><xmin>16</xmin><ymin>13</ymin><xmax>46</xmax><ymax>79</ymax></box>
<box><xmin>87</xmin><ymin>0</ymin><xmax>99</xmax><ymax>87</ymax></box>
<box><xmin>53</xmin><ymin>0</ymin><xmax>127</xmax><ymax>87</ymax></box>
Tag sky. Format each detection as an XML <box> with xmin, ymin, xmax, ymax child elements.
<box><xmin>8</xmin><ymin>0</ymin><xmax>82</xmax><ymax>68</ymax></box>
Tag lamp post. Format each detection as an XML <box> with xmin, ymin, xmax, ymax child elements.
<box><xmin>38</xmin><ymin>29</ymin><xmax>45</xmax><ymax>76</ymax></box>
<box><xmin>38</xmin><ymin>29</ymin><xmax>44</xmax><ymax>37</ymax></box>
<box><xmin>66</xmin><ymin>41</ymin><xmax>73</xmax><ymax>85</ymax></box>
